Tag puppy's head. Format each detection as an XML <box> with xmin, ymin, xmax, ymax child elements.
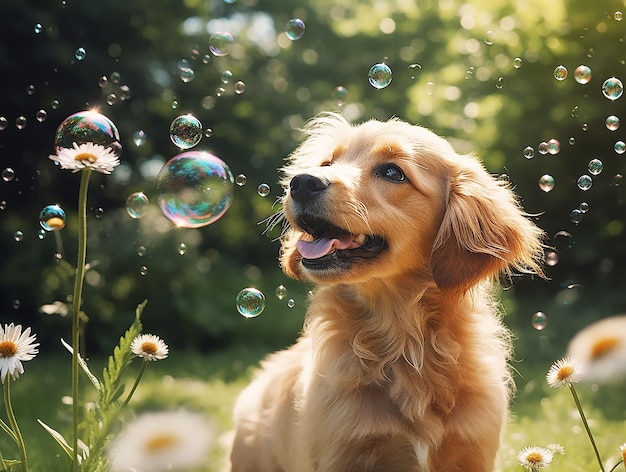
<box><xmin>278</xmin><ymin>113</ymin><xmax>544</xmax><ymax>292</ymax></box>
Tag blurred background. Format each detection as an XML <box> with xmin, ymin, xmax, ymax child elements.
<box><xmin>1</xmin><ymin>0</ymin><xmax>625</xmax><ymax>368</ymax></box>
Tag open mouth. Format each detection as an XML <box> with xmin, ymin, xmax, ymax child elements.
<box><xmin>294</xmin><ymin>214</ymin><xmax>386</xmax><ymax>269</ymax></box>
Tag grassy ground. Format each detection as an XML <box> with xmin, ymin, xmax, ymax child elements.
<box><xmin>1</xmin><ymin>345</ymin><xmax>624</xmax><ymax>471</ymax></box>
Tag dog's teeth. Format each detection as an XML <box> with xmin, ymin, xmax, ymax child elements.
<box><xmin>354</xmin><ymin>234</ymin><xmax>366</xmax><ymax>245</ymax></box>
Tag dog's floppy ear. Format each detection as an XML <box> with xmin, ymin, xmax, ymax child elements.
<box><xmin>431</xmin><ymin>157</ymin><xmax>544</xmax><ymax>293</ymax></box>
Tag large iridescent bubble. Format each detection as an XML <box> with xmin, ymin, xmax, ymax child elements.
<box><xmin>156</xmin><ymin>151</ymin><xmax>234</xmax><ymax>228</ymax></box>
<box><xmin>54</xmin><ymin>110</ymin><xmax>121</xmax><ymax>157</ymax></box>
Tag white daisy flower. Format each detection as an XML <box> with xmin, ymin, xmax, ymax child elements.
<box><xmin>566</xmin><ymin>315</ymin><xmax>626</xmax><ymax>383</ymax></box>
<box><xmin>619</xmin><ymin>442</ymin><xmax>626</xmax><ymax>462</ymax></box>
<box><xmin>546</xmin><ymin>356</ymin><xmax>584</xmax><ymax>389</ymax></box>
<box><xmin>49</xmin><ymin>142</ymin><xmax>120</xmax><ymax>174</ymax></box>
<box><xmin>107</xmin><ymin>410</ymin><xmax>213</xmax><ymax>471</ymax></box>
<box><xmin>130</xmin><ymin>334</ymin><xmax>169</xmax><ymax>361</ymax></box>
<box><xmin>517</xmin><ymin>446</ymin><xmax>554</xmax><ymax>470</ymax></box>
<box><xmin>0</xmin><ymin>323</ymin><xmax>39</xmax><ymax>382</ymax></box>
<box><xmin>545</xmin><ymin>443</ymin><xmax>565</xmax><ymax>455</ymax></box>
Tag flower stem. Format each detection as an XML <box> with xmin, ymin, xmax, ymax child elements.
<box><xmin>3</xmin><ymin>378</ymin><xmax>28</xmax><ymax>471</ymax></box>
<box><xmin>568</xmin><ymin>384</ymin><xmax>605</xmax><ymax>472</ymax></box>
<box><xmin>71</xmin><ymin>169</ymin><xmax>92</xmax><ymax>471</ymax></box>
<box><xmin>120</xmin><ymin>360</ymin><xmax>148</xmax><ymax>410</ymax></box>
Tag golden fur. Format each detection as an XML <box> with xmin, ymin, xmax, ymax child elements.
<box><xmin>230</xmin><ymin>114</ymin><xmax>544</xmax><ymax>471</ymax></box>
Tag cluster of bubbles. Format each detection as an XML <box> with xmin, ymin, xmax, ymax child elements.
<box><xmin>368</xmin><ymin>62</ymin><xmax>393</xmax><ymax>89</ymax></box>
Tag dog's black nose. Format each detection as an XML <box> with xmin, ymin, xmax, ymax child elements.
<box><xmin>289</xmin><ymin>174</ymin><xmax>330</xmax><ymax>202</ymax></box>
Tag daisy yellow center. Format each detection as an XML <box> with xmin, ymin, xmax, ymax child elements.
<box><xmin>73</xmin><ymin>152</ymin><xmax>97</xmax><ymax>162</ymax></box>
<box><xmin>590</xmin><ymin>337</ymin><xmax>619</xmax><ymax>360</ymax></box>
<box><xmin>0</xmin><ymin>341</ymin><xmax>17</xmax><ymax>358</ymax></box>
<box><xmin>556</xmin><ymin>366</ymin><xmax>574</xmax><ymax>381</ymax></box>
<box><xmin>144</xmin><ymin>433</ymin><xmax>179</xmax><ymax>453</ymax></box>
<box><xmin>526</xmin><ymin>452</ymin><xmax>543</xmax><ymax>464</ymax></box>
<box><xmin>141</xmin><ymin>341</ymin><xmax>158</xmax><ymax>355</ymax></box>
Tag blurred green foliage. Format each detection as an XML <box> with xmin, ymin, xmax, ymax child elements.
<box><xmin>0</xmin><ymin>0</ymin><xmax>625</xmax><ymax>365</ymax></box>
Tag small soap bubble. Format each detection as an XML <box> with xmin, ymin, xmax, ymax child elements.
<box><xmin>133</xmin><ymin>130</ymin><xmax>147</xmax><ymax>147</ymax></box>
<box><xmin>0</xmin><ymin>200</ymin><xmax>6</xmax><ymax>210</ymax></box>
<box><xmin>215</xmin><ymin>87</ymin><xmax>226</xmax><ymax>97</ymax></box>
<box><xmin>220</xmin><ymin>70</ymin><xmax>233</xmax><ymax>84</ymax></box>
<box><xmin>570</xmin><ymin>106</ymin><xmax>579</xmax><ymax>118</ymax></box>
<box><xmin>602</xmin><ymin>77</ymin><xmax>624</xmax><ymax>100</ymax></box>
<box><xmin>545</xmin><ymin>252</ymin><xmax>559</xmax><ymax>266</ymax></box>
<box><xmin>577</xmin><ymin>174</ymin><xmax>592</xmax><ymax>190</ymax></box>
<box><xmin>582</xmin><ymin>123</ymin><xmax>589</xmax><ymax>131</ymax></box>
<box><xmin>587</xmin><ymin>158</ymin><xmax>603</xmax><ymax>175</ymax></box>
<box><xmin>538</xmin><ymin>141</ymin><xmax>549</xmax><ymax>155</ymax></box>
<box><xmin>38</xmin><ymin>229</ymin><xmax>47</xmax><ymax>240</ymax></box>
<box><xmin>523</xmin><ymin>146</ymin><xmax>535</xmax><ymax>159</ymax></box>
<box><xmin>569</xmin><ymin>137</ymin><xmax>575</xmax><ymax>145</ymax></box>
<box><xmin>94</xmin><ymin>207</ymin><xmax>104</xmax><ymax>219</ymax></box>
<box><xmin>171</xmin><ymin>100</ymin><xmax>179</xmax><ymax>109</ymax></box>
<box><xmin>74</xmin><ymin>47</ymin><xmax>86</xmax><ymax>61</ymax></box>
<box><xmin>39</xmin><ymin>204</ymin><xmax>66</xmax><ymax>231</ymax></box>
<box><xmin>156</xmin><ymin>151</ymin><xmax>234</xmax><ymax>228</ymax></box>
<box><xmin>531</xmin><ymin>311</ymin><xmax>548</xmax><ymax>330</ymax></box>
<box><xmin>34</xmin><ymin>23</ymin><xmax>43</xmax><ymax>34</ymax></box>
<box><xmin>538</xmin><ymin>174</ymin><xmax>555</xmax><ymax>192</ymax></box>
<box><xmin>51</xmin><ymin>99</ymin><xmax>60</xmax><ymax>110</ymax></box>
<box><xmin>98</xmin><ymin>76</ymin><xmax>108</xmax><ymax>88</ymax></box>
<box><xmin>209</xmin><ymin>32</ymin><xmax>234</xmax><ymax>56</ymax></box>
<box><xmin>332</xmin><ymin>85</ymin><xmax>348</xmax><ymax>106</ymax></box>
<box><xmin>204</xmin><ymin>128</ymin><xmax>213</xmax><ymax>138</ymax></box>
<box><xmin>235</xmin><ymin>174</ymin><xmax>247</xmax><ymax>186</ymax></box>
<box><xmin>125</xmin><ymin>192</ymin><xmax>149</xmax><ymax>219</ymax></box>
<box><xmin>368</xmin><ymin>62</ymin><xmax>393</xmax><ymax>89</ymax></box>
<box><xmin>0</xmin><ymin>117</ymin><xmax>7</xmax><ymax>130</ymax></box>
<box><xmin>26</xmin><ymin>85</ymin><xmax>36</xmax><ymax>96</ymax></box>
<box><xmin>605</xmin><ymin>115</ymin><xmax>620</xmax><ymax>131</ymax></box>
<box><xmin>54</xmin><ymin>110</ymin><xmax>121</xmax><ymax>157</ymax></box>
<box><xmin>615</xmin><ymin>11</ymin><xmax>623</xmax><ymax>21</ymax></box>
<box><xmin>177</xmin><ymin>59</ymin><xmax>195</xmax><ymax>83</ymax></box>
<box><xmin>554</xmin><ymin>65</ymin><xmax>568</xmax><ymax>81</ymax></box>
<box><xmin>139</xmin><ymin>265</ymin><xmax>148</xmax><ymax>276</ymax></box>
<box><xmin>547</xmin><ymin>138</ymin><xmax>560</xmax><ymax>155</ymax></box>
<box><xmin>285</xmin><ymin>18</ymin><xmax>305</xmax><ymax>40</ymax></box>
<box><xmin>110</xmin><ymin>72</ymin><xmax>121</xmax><ymax>83</ymax></box>
<box><xmin>15</xmin><ymin>116</ymin><xmax>27</xmax><ymax>129</ymax></box>
<box><xmin>513</xmin><ymin>57</ymin><xmax>523</xmax><ymax>69</ymax></box>
<box><xmin>426</xmin><ymin>81</ymin><xmax>436</xmax><ymax>95</ymax></box>
<box><xmin>287</xmin><ymin>298</ymin><xmax>295</xmax><ymax>308</ymax></box>
<box><xmin>12</xmin><ymin>300</ymin><xmax>20</xmax><ymax>310</ymax></box>
<box><xmin>408</xmin><ymin>63</ymin><xmax>422</xmax><ymax>79</ymax></box>
<box><xmin>236</xmin><ymin>288</ymin><xmax>265</xmax><ymax>318</ymax></box>
<box><xmin>275</xmin><ymin>285</ymin><xmax>287</xmax><ymax>300</ymax></box>
<box><xmin>2</xmin><ymin>168</ymin><xmax>15</xmax><ymax>182</ymax></box>
<box><xmin>615</xmin><ymin>140</ymin><xmax>626</xmax><ymax>154</ymax></box>
<box><xmin>14</xmin><ymin>231</ymin><xmax>24</xmax><ymax>242</ymax></box>
<box><xmin>570</xmin><ymin>208</ymin><xmax>584</xmax><ymax>224</ymax></box>
<box><xmin>106</xmin><ymin>93</ymin><xmax>117</xmax><ymax>106</ymax></box>
<box><xmin>257</xmin><ymin>183</ymin><xmax>270</xmax><ymax>197</ymax></box>
<box><xmin>495</xmin><ymin>77</ymin><xmax>504</xmax><ymax>89</ymax></box>
<box><xmin>178</xmin><ymin>243</ymin><xmax>187</xmax><ymax>255</ymax></box>
<box><xmin>579</xmin><ymin>202</ymin><xmax>589</xmax><ymax>213</ymax></box>
<box><xmin>483</xmin><ymin>30</ymin><xmax>496</xmax><ymax>45</ymax></box>
<box><xmin>170</xmin><ymin>114</ymin><xmax>203</xmax><ymax>149</ymax></box>
<box><xmin>36</xmin><ymin>109</ymin><xmax>48</xmax><ymax>122</ymax></box>
<box><xmin>234</xmin><ymin>81</ymin><xmax>246</xmax><ymax>95</ymax></box>
<box><xmin>137</xmin><ymin>245</ymin><xmax>147</xmax><ymax>257</ymax></box>
<box><xmin>574</xmin><ymin>65</ymin><xmax>592</xmax><ymax>84</ymax></box>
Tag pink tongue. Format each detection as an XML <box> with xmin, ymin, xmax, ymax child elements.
<box><xmin>296</xmin><ymin>234</ymin><xmax>355</xmax><ymax>259</ymax></box>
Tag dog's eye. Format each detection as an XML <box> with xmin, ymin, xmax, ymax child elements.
<box><xmin>378</xmin><ymin>164</ymin><xmax>406</xmax><ymax>182</ymax></box>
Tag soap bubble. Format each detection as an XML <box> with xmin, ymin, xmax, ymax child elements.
<box><xmin>513</xmin><ymin>57</ymin><xmax>523</xmax><ymax>69</ymax></box>
<box><xmin>2</xmin><ymin>168</ymin><xmax>15</xmax><ymax>182</ymax></box>
<box><xmin>0</xmin><ymin>117</ymin><xmax>7</xmax><ymax>130</ymax></box>
<box><xmin>133</xmin><ymin>130</ymin><xmax>147</xmax><ymax>146</ymax></box>
<box><xmin>169</xmin><ymin>114</ymin><xmax>203</xmax><ymax>149</ymax></box>
<box><xmin>14</xmin><ymin>231</ymin><xmax>24</xmax><ymax>242</ymax></box>
<box><xmin>368</xmin><ymin>63</ymin><xmax>392</xmax><ymax>89</ymax></box>
<box><xmin>39</xmin><ymin>204</ymin><xmax>66</xmax><ymax>231</ymax></box>
<box><xmin>257</xmin><ymin>183</ymin><xmax>270</xmax><ymax>197</ymax></box>
<box><xmin>36</xmin><ymin>109</ymin><xmax>47</xmax><ymax>122</ymax></box>
<box><xmin>553</xmin><ymin>65</ymin><xmax>568</xmax><ymax>81</ymax></box>
<box><xmin>483</xmin><ymin>30</ymin><xmax>496</xmax><ymax>45</ymax></box>
<box><xmin>126</xmin><ymin>192</ymin><xmax>149</xmax><ymax>218</ymax></box>
<box><xmin>545</xmin><ymin>251</ymin><xmax>559</xmax><ymax>266</ymax></box>
<box><xmin>137</xmin><ymin>245</ymin><xmax>147</xmax><ymax>257</ymax></box>
<box><xmin>531</xmin><ymin>311</ymin><xmax>547</xmax><ymax>330</ymax></box>
<box><xmin>574</xmin><ymin>65</ymin><xmax>592</xmax><ymax>84</ymax></box>
<box><xmin>523</xmin><ymin>146</ymin><xmax>535</xmax><ymax>159</ymax></box>
<box><xmin>236</xmin><ymin>288</ymin><xmax>265</xmax><ymax>318</ymax></box>
<box><xmin>15</xmin><ymin>116</ymin><xmax>27</xmax><ymax>129</ymax></box>
<box><xmin>602</xmin><ymin>77</ymin><xmax>624</xmax><ymax>100</ymax></box>
<box><xmin>74</xmin><ymin>47</ymin><xmax>86</xmax><ymax>61</ymax></box>
<box><xmin>547</xmin><ymin>138</ymin><xmax>560</xmax><ymax>155</ymax></box>
<box><xmin>285</xmin><ymin>18</ymin><xmax>305</xmax><ymax>40</ymax></box>
<box><xmin>54</xmin><ymin>110</ymin><xmax>121</xmax><ymax>157</ymax></box>
<box><xmin>616</xmin><ymin>11</ymin><xmax>623</xmax><ymax>21</ymax></box>
<box><xmin>579</xmin><ymin>202</ymin><xmax>589</xmax><ymax>213</ymax></box>
<box><xmin>538</xmin><ymin>141</ymin><xmax>549</xmax><ymax>155</ymax></box>
<box><xmin>209</xmin><ymin>32</ymin><xmax>234</xmax><ymax>56</ymax></box>
<box><xmin>204</xmin><ymin>128</ymin><xmax>213</xmax><ymax>138</ymax></box>
<box><xmin>615</xmin><ymin>141</ymin><xmax>626</xmax><ymax>154</ymax></box>
<box><xmin>178</xmin><ymin>243</ymin><xmax>187</xmax><ymax>255</ymax></box>
<box><xmin>605</xmin><ymin>115</ymin><xmax>620</xmax><ymax>131</ymax></box>
<box><xmin>220</xmin><ymin>70</ymin><xmax>233</xmax><ymax>84</ymax></box>
<box><xmin>538</xmin><ymin>174</ymin><xmax>555</xmax><ymax>192</ymax></box>
<box><xmin>495</xmin><ymin>77</ymin><xmax>504</xmax><ymax>89</ymax></box>
<box><xmin>569</xmin><ymin>137</ymin><xmax>575</xmax><ymax>145</ymax></box>
<box><xmin>34</xmin><ymin>23</ymin><xmax>43</xmax><ymax>34</ymax></box>
<box><xmin>139</xmin><ymin>265</ymin><xmax>148</xmax><ymax>276</ymax></box>
<box><xmin>275</xmin><ymin>285</ymin><xmax>287</xmax><ymax>300</ymax></box>
<box><xmin>156</xmin><ymin>151</ymin><xmax>234</xmax><ymax>228</ymax></box>
<box><xmin>332</xmin><ymin>86</ymin><xmax>348</xmax><ymax>106</ymax></box>
<box><xmin>570</xmin><ymin>208</ymin><xmax>584</xmax><ymax>224</ymax></box>
<box><xmin>234</xmin><ymin>81</ymin><xmax>246</xmax><ymax>95</ymax></box>
<box><xmin>408</xmin><ymin>63</ymin><xmax>421</xmax><ymax>79</ymax></box>
<box><xmin>235</xmin><ymin>174</ymin><xmax>247</xmax><ymax>186</ymax></box>
<box><xmin>287</xmin><ymin>298</ymin><xmax>295</xmax><ymax>308</ymax></box>
<box><xmin>577</xmin><ymin>174</ymin><xmax>592</xmax><ymax>190</ymax></box>
<box><xmin>177</xmin><ymin>59</ymin><xmax>195</xmax><ymax>83</ymax></box>
<box><xmin>587</xmin><ymin>158</ymin><xmax>603</xmax><ymax>175</ymax></box>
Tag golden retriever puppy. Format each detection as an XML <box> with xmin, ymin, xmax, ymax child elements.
<box><xmin>230</xmin><ymin>113</ymin><xmax>544</xmax><ymax>472</ymax></box>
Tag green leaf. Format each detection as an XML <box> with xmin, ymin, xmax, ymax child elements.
<box><xmin>37</xmin><ymin>419</ymin><xmax>74</xmax><ymax>460</ymax></box>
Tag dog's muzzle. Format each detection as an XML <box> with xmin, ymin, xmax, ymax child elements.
<box><xmin>289</xmin><ymin>174</ymin><xmax>330</xmax><ymax>203</ymax></box>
